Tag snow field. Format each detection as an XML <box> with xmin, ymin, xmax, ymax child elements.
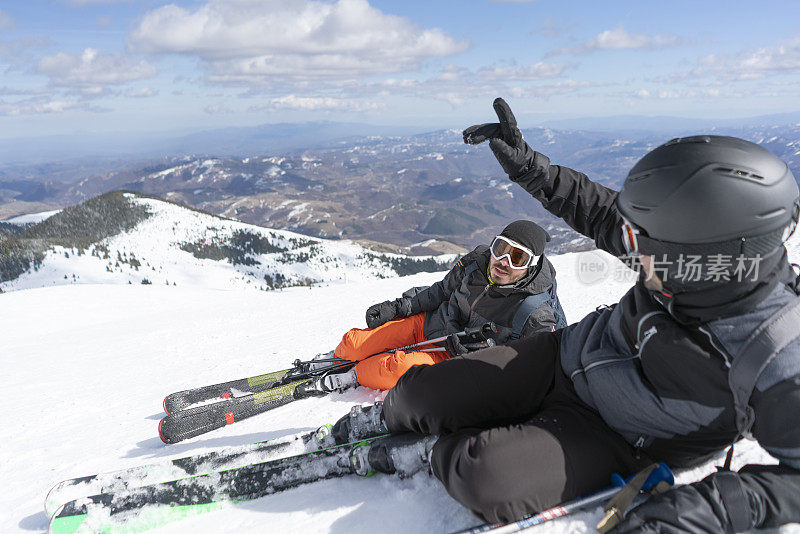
<box><xmin>2</xmin><ymin>234</ymin><xmax>799</xmax><ymax>533</ymax></box>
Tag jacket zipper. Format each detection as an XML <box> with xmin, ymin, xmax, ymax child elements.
<box><xmin>470</xmin><ymin>284</ymin><xmax>492</xmax><ymax>312</ymax></box>
<box><xmin>570</xmin><ymin>323</ymin><xmax>659</xmax><ymax>379</ymax></box>
<box><xmin>697</xmin><ymin>326</ymin><xmax>730</xmax><ymax>367</ymax></box>
<box><xmin>633</xmin><ymin>435</ymin><xmax>651</xmax><ymax>459</ymax></box>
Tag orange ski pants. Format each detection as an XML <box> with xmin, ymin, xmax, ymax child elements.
<box><xmin>334</xmin><ymin>313</ymin><xmax>448</xmax><ymax>391</ymax></box>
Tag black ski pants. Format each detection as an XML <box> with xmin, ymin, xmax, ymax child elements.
<box><xmin>383</xmin><ymin>331</ymin><xmax>652</xmax><ymax>524</ymax></box>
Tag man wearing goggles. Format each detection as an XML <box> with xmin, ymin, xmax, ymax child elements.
<box><xmin>377</xmin><ymin>99</ymin><xmax>800</xmax><ymax>533</ymax></box>
<box><xmin>488</xmin><ymin>234</ymin><xmax>538</xmax><ymax>283</ymax></box>
<box><xmin>296</xmin><ymin>219</ymin><xmax>566</xmax><ymax>395</ymax></box>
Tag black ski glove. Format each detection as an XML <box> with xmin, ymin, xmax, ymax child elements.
<box><xmin>611</xmin><ymin>471</ymin><xmax>755</xmax><ymax>534</ymax></box>
<box><xmin>444</xmin><ymin>333</ymin><xmax>468</xmax><ymax>358</ymax></box>
<box><xmin>463</xmin><ymin>98</ymin><xmax>549</xmax><ymax>190</ymax></box>
<box><xmin>365</xmin><ymin>298</ymin><xmax>412</xmax><ymax>329</ymax></box>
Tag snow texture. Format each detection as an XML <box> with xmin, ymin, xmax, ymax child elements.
<box><xmin>1</xmin><ymin>232</ymin><xmax>799</xmax><ymax>533</ymax></box>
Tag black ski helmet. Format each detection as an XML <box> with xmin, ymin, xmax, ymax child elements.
<box><xmin>617</xmin><ymin>135</ymin><xmax>799</xmax><ymax>252</ymax></box>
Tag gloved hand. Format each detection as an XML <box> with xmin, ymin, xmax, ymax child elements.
<box><xmin>611</xmin><ymin>472</ymin><xmax>753</xmax><ymax>534</ymax></box>
<box><xmin>444</xmin><ymin>333</ymin><xmax>469</xmax><ymax>358</ymax></box>
<box><xmin>463</xmin><ymin>97</ymin><xmax>544</xmax><ymax>182</ymax></box>
<box><xmin>365</xmin><ymin>298</ymin><xmax>412</xmax><ymax>329</ymax></box>
<box><xmin>365</xmin><ymin>300</ymin><xmax>399</xmax><ymax>329</ymax></box>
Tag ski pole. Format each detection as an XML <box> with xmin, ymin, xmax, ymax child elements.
<box><xmin>290</xmin><ymin>338</ymin><xmax>446</xmax><ymax>370</ymax></box>
<box><xmin>418</xmin><ymin>341</ymin><xmax>496</xmax><ymax>353</ymax></box>
<box><xmin>291</xmin><ymin>322</ymin><xmax>500</xmax><ymax>377</ymax></box>
<box><xmin>452</xmin><ymin>463</ymin><xmax>673</xmax><ymax>534</ymax></box>
<box><xmin>377</xmin><ymin>322</ymin><xmax>498</xmax><ymax>354</ymax></box>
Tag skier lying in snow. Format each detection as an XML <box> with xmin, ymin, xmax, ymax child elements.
<box><xmin>336</xmin><ymin>99</ymin><xmax>800</xmax><ymax>531</ymax></box>
<box><xmin>295</xmin><ymin>219</ymin><xmax>567</xmax><ymax>395</ymax></box>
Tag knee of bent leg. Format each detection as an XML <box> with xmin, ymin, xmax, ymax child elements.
<box><xmin>335</xmin><ymin>328</ymin><xmax>364</xmax><ymax>356</ymax></box>
<box><xmin>432</xmin><ymin>433</ymin><xmax>518</xmax><ymax>523</ymax></box>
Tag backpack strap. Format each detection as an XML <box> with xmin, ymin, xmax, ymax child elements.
<box><xmin>510</xmin><ymin>279</ymin><xmax>566</xmax><ymax>337</ymax></box>
<box><xmin>728</xmin><ymin>295</ymin><xmax>800</xmax><ymax>437</ymax></box>
<box><xmin>547</xmin><ymin>279</ymin><xmax>569</xmax><ymax>330</ymax></box>
<box><xmin>511</xmin><ymin>292</ymin><xmax>551</xmax><ymax>339</ymax></box>
<box><xmin>463</xmin><ymin>262</ymin><xmax>479</xmax><ymax>277</ymax></box>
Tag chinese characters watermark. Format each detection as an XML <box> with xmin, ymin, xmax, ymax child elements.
<box><xmin>576</xmin><ymin>252</ymin><xmax>763</xmax><ymax>285</ymax></box>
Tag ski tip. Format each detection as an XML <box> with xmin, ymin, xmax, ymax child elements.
<box><xmin>162</xmin><ymin>395</ymin><xmax>171</xmax><ymax>415</ymax></box>
<box><xmin>158</xmin><ymin>417</ymin><xmax>170</xmax><ymax>444</ymax></box>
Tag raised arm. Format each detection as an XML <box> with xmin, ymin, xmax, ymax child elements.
<box><xmin>464</xmin><ymin>98</ymin><xmax>626</xmax><ymax>257</ymax></box>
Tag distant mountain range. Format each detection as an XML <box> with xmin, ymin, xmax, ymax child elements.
<box><xmin>0</xmin><ymin>121</ymin><xmax>424</xmax><ymax>168</ymax></box>
<box><xmin>0</xmin><ymin>191</ymin><xmax>454</xmax><ymax>292</ymax></box>
<box><xmin>2</xmin><ymin>112</ymin><xmax>800</xmax><ymax>166</ymax></box>
<box><xmin>1</xmin><ymin>123</ymin><xmax>798</xmax><ymax>254</ymax></box>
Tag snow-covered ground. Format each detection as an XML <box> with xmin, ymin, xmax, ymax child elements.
<box><xmin>2</xmin><ymin>237</ymin><xmax>800</xmax><ymax>533</ymax></box>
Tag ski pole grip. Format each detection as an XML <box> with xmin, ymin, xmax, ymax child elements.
<box><xmin>598</xmin><ymin>463</ymin><xmax>674</xmax><ymax>533</ymax></box>
<box><xmin>462</xmin><ymin>322</ymin><xmax>498</xmax><ymax>340</ymax></box>
<box><xmin>481</xmin><ymin>322</ymin><xmax>498</xmax><ymax>337</ymax></box>
<box><xmin>610</xmin><ymin>462</ymin><xmax>674</xmax><ymax>492</ymax></box>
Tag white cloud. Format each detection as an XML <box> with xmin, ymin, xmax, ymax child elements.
<box><xmin>67</xmin><ymin>0</ymin><xmax>136</xmax><ymax>5</ymax></box>
<box><xmin>0</xmin><ymin>9</ymin><xmax>14</xmax><ymax>31</ymax></box>
<box><xmin>233</xmin><ymin>58</ymin><xmax>580</xmax><ymax>112</ymax></box>
<box><xmin>715</xmin><ymin>36</ymin><xmax>800</xmax><ymax>79</ymax></box>
<box><xmin>0</xmin><ymin>97</ymin><xmax>84</xmax><ymax>116</ymax></box>
<box><xmin>0</xmin><ymin>86</ymin><xmax>51</xmax><ymax>97</ymax></box>
<box><xmin>0</xmin><ymin>37</ymin><xmax>49</xmax><ymax>61</ymax></box>
<box><xmin>536</xmin><ymin>17</ymin><xmax>574</xmax><ymax>38</ymax></box>
<box><xmin>661</xmin><ymin>35</ymin><xmax>800</xmax><ymax>83</ymax></box>
<box><xmin>267</xmin><ymin>95</ymin><xmax>383</xmax><ymax>112</ymax></box>
<box><xmin>477</xmin><ymin>62</ymin><xmax>568</xmax><ymax>81</ymax></box>
<box><xmin>76</xmin><ymin>86</ymin><xmax>116</xmax><ymax>98</ymax></box>
<box><xmin>36</xmin><ymin>48</ymin><xmax>157</xmax><ymax>89</ymax></box>
<box><xmin>430</xmin><ymin>92</ymin><xmax>467</xmax><ymax>108</ymax></box>
<box><xmin>629</xmin><ymin>87</ymin><xmax>727</xmax><ymax>100</ymax></box>
<box><xmin>128</xmin><ymin>0</ymin><xmax>468</xmax><ymax>82</ymax></box>
<box><xmin>128</xmin><ymin>87</ymin><xmax>158</xmax><ymax>98</ymax></box>
<box><xmin>204</xmin><ymin>104</ymin><xmax>233</xmax><ymax>114</ymax></box>
<box><xmin>506</xmin><ymin>80</ymin><xmax>594</xmax><ymax>99</ymax></box>
<box><xmin>549</xmin><ymin>26</ymin><xmax>682</xmax><ymax>56</ymax></box>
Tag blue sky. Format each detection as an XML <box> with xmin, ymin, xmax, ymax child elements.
<box><xmin>2</xmin><ymin>0</ymin><xmax>800</xmax><ymax>139</ymax></box>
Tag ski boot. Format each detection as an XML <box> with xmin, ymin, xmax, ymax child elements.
<box><xmin>349</xmin><ymin>433</ymin><xmax>438</xmax><ymax>478</ymax></box>
<box><xmin>294</xmin><ymin>366</ymin><xmax>359</xmax><ymax>398</ymax></box>
<box><xmin>306</xmin><ymin>402</ymin><xmax>389</xmax><ymax>448</ymax></box>
<box><xmin>294</xmin><ymin>350</ymin><xmax>337</xmax><ymax>374</ymax></box>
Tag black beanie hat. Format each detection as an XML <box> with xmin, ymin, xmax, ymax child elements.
<box><xmin>498</xmin><ymin>220</ymin><xmax>551</xmax><ymax>255</ymax></box>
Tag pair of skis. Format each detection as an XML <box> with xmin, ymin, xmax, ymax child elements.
<box><xmin>158</xmin><ymin>323</ymin><xmax>499</xmax><ymax>444</ymax></box>
<box><xmin>158</xmin><ymin>357</ymin><xmax>355</xmax><ymax>443</ymax></box>
<box><xmin>46</xmin><ymin>404</ymin><xmax>437</xmax><ymax>534</ymax></box>
<box><xmin>46</xmin><ymin>411</ymin><xmax>674</xmax><ymax>534</ymax></box>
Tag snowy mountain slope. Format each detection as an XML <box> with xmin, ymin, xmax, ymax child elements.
<box><xmin>2</xmin><ymin>236</ymin><xmax>799</xmax><ymax>533</ymax></box>
<box><xmin>0</xmin><ymin>192</ymin><xmax>453</xmax><ymax>293</ymax></box>
<box><xmin>5</xmin><ymin>209</ymin><xmax>61</xmax><ymax>224</ymax></box>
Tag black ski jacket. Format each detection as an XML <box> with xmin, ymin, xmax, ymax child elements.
<box><xmin>399</xmin><ymin>245</ymin><xmax>561</xmax><ymax>343</ymax></box>
<box><xmin>516</xmin><ymin>153</ymin><xmax>800</xmax><ymax>531</ymax></box>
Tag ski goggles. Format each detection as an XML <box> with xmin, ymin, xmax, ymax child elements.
<box><xmin>783</xmin><ymin>199</ymin><xmax>799</xmax><ymax>243</ymax></box>
<box><xmin>622</xmin><ymin>207</ymin><xmax>798</xmax><ymax>259</ymax></box>
<box><xmin>620</xmin><ymin>216</ymin><xmax>644</xmax><ymax>256</ymax></box>
<box><xmin>490</xmin><ymin>235</ymin><xmax>537</xmax><ymax>269</ymax></box>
